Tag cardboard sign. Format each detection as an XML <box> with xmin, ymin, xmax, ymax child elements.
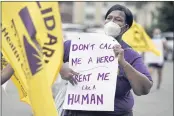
<box><xmin>63</xmin><ymin>33</ymin><xmax>119</xmax><ymax>111</ymax></box>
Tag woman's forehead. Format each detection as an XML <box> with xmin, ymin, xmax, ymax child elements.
<box><xmin>107</xmin><ymin>10</ymin><xmax>126</xmax><ymax>19</ymax></box>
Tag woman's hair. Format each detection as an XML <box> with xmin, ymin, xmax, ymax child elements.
<box><xmin>105</xmin><ymin>4</ymin><xmax>133</xmax><ymax>28</ymax></box>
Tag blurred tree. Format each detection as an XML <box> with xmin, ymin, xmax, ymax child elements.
<box><xmin>156</xmin><ymin>2</ymin><xmax>174</xmax><ymax>32</ymax></box>
<box><xmin>125</xmin><ymin>2</ymin><xmax>148</xmax><ymax>9</ymax></box>
<box><xmin>134</xmin><ymin>2</ymin><xmax>148</xmax><ymax>9</ymax></box>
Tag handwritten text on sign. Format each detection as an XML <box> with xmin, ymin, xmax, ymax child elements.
<box><xmin>63</xmin><ymin>33</ymin><xmax>119</xmax><ymax>111</ymax></box>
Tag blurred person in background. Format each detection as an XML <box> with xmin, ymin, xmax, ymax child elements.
<box><xmin>148</xmin><ymin>28</ymin><xmax>168</xmax><ymax>90</ymax></box>
<box><xmin>61</xmin><ymin>4</ymin><xmax>153</xmax><ymax>116</ymax></box>
<box><xmin>1</xmin><ymin>62</ymin><xmax>14</xmax><ymax>85</ymax></box>
<box><xmin>0</xmin><ymin>37</ymin><xmax>14</xmax><ymax>85</ymax></box>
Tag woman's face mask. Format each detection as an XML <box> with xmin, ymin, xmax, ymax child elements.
<box><xmin>153</xmin><ymin>34</ymin><xmax>161</xmax><ymax>38</ymax></box>
<box><xmin>104</xmin><ymin>21</ymin><xmax>125</xmax><ymax>38</ymax></box>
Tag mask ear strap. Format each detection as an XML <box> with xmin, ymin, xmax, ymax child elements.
<box><xmin>119</xmin><ymin>24</ymin><xmax>127</xmax><ymax>35</ymax></box>
<box><xmin>121</xmin><ymin>24</ymin><xmax>129</xmax><ymax>33</ymax></box>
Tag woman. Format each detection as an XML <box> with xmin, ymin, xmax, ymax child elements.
<box><xmin>61</xmin><ymin>4</ymin><xmax>153</xmax><ymax>116</ymax></box>
<box><xmin>148</xmin><ymin>28</ymin><xmax>167</xmax><ymax>89</ymax></box>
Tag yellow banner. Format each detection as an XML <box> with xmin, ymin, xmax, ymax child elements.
<box><xmin>2</xmin><ymin>2</ymin><xmax>63</xmax><ymax>116</ymax></box>
<box><xmin>123</xmin><ymin>21</ymin><xmax>161</xmax><ymax>56</ymax></box>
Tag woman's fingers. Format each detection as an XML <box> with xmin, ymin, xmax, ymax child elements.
<box><xmin>113</xmin><ymin>44</ymin><xmax>121</xmax><ymax>49</ymax></box>
<box><xmin>71</xmin><ymin>76</ymin><xmax>78</xmax><ymax>85</ymax></box>
<box><xmin>113</xmin><ymin>45</ymin><xmax>124</xmax><ymax>58</ymax></box>
<box><xmin>69</xmin><ymin>79</ymin><xmax>75</xmax><ymax>86</ymax></box>
<box><xmin>69</xmin><ymin>77</ymin><xmax>77</xmax><ymax>86</ymax></box>
<box><xmin>68</xmin><ymin>72</ymin><xmax>78</xmax><ymax>86</ymax></box>
<box><xmin>113</xmin><ymin>48</ymin><xmax>120</xmax><ymax>56</ymax></box>
<box><xmin>70</xmin><ymin>69</ymin><xmax>79</xmax><ymax>76</ymax></box>
<box><xmin>60</xmin><ymin>66</ymin><xmax>79</xmax><ymax>86</ymax></box>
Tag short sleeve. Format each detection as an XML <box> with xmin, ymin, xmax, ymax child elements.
<box><xmin>131</xmin><ymin>56</ymin><xmax>153</xmax><ymax>81</ymax></box>
<box><xmin>63</xmin><ymin>40</ymin><xmax>71</xmax><ymax>63</ymax></box>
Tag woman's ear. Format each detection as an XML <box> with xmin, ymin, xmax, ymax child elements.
<box><xmin>125</xmin><ymin>24</ymin><xmax>129</xmax><ymax>31</ymax></box>
<box><xmin>122</xmin><ymin>24</ymin><xmax>129</xmax><ymax>34</ymax></box>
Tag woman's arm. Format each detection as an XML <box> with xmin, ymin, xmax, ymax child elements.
<box><xmin>1</xmin><ymin>64</ymin><xmax>14</xmax><ymax>85</ymax></box>
<box><xmin>120</xmin><ymin>60</ymin><xmax>153</xmax><ymax>96</ymax></box>
<box><xmin>60</xmin><ymin>40</ymin><xmax>79</xmax><ymax>85</ymax></box>
<box><xmin>113</xmin><ymin>45</ymin><xmax>152</xmax><ymax>96</ymax></box>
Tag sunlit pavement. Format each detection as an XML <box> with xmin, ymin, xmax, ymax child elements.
<box><xmin>133</xmin><ymin>61</ymin><xmax>173</xmax><ymax>116</ymax></box>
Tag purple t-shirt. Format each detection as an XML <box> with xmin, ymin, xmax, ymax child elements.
<box><xmin>63</xmin><ymin>40</ymin><xmax>152</xmax><ymax>115</ymax></box>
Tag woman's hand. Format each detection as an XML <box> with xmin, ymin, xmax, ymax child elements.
<box><xmin>60</xmin><ymin>64</ymin><xmax>79</xmax><ymax>86</ymax></box>
<box><xmin>113</xmin><ymin>45</ymin><xmax>126</xmax><ymax>66</ymax></box>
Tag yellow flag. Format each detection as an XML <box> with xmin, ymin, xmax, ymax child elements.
<box><xmin>1</xmin><ymin>26</ymin><xmax>30</xmax><ymax>104</ymax></box>
<box><xmin>123</xmin><ymin>21</ymin><xmax>161</xmax><ymax>56</ymax></box>
<box><xmin>2</xmin><ymin>2</ymin><xmax>63</xmax><ymax>116</ymax></box>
